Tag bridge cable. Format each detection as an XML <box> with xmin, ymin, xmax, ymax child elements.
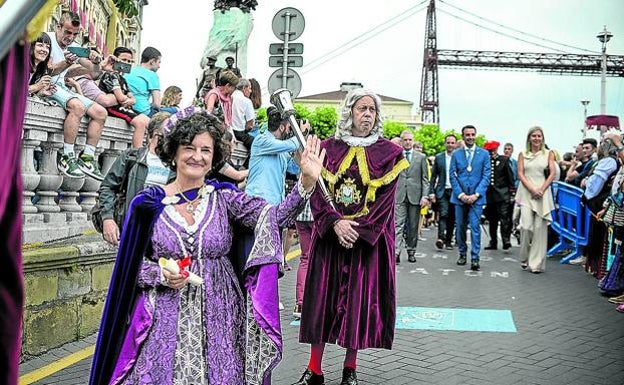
<box><xmin>438</xmin><ymin>0</ymin><xmax>600</xmax><ymax>54</ymax></box>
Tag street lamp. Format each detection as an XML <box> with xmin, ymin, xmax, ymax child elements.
<box><xmin>581</xmin><ymin>100</ymin><xmax>590</xmax><ymax>137</ymax></box>
<box><xmin>597</xmin><ymin>25</ymin><xmax>613</xmax><ymax>115</ymax></box>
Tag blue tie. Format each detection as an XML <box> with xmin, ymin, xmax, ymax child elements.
<box><xmin>466</xmin><ymin>148</ymin><xmax>473</xmax><ymax>164</ymax></box>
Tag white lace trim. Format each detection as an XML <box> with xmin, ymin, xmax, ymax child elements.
<box><xmin>340</xmin><ymin>133</ymin><xmax>379</xmax><ymax>147</ymax></box>
<box><xmin>163</xmin><ymin>189</ymin><xmax>212</xmax><ymax>234</ymax></box>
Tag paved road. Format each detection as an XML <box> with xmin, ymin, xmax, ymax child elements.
<box><xmin>20</xmin><ymin>228</ymin><xmax>624</xmax><ymax>384</ymax></box>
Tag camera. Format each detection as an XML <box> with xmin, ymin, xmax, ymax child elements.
<box><xmin>67</xmin><ymin>46</ymin><xmax>90</xmax><ymax>58</ymax></box>
<box><xmin>113</xmin><ymin>62</ymin><xmax>132</xmax><ymax>74</ymax></box>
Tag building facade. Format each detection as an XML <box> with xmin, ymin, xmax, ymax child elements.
<box><xmin>44</xmin><ymin>0</ymin><xmax>148</xmax><ymax>60</ymax></box>
<box><xmin>294</xmin><ymin>82</ymin><xmax>423</xmax><ymax>129</ymax></box>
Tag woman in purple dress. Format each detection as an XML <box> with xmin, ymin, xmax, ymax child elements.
<box><xmin>293</xmin><ymin>89</ymin><xmax>409</xmax><ymax>385</ymax></box>
<box><xmin>90</xmin><ymin>110</ymin><xmax>325</xmax><ymax>385</ymax></box>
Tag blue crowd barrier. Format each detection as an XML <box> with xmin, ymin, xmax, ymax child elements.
<box><xmin>547</xmin><ymin>182</ymin><xmax>591</xmax><ymax>263</ymax></box>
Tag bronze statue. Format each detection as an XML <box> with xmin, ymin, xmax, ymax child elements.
<box><xmin>214</xmin><ymin>0</ymin><xmax>258</xmax><ymax>13</ymax></box>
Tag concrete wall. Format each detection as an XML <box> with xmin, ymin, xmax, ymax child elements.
<box><xmin>21</xmin><ymin>241</ymin><xmax>117</xmax><ymax>359</ymax></box>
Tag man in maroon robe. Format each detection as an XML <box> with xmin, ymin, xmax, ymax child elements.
<box><xmin>293</xmin><ymin>88</ymin><xmax>409</xmax><ymax>385</ymax></box>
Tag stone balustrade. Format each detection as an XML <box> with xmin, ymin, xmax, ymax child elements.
<box><xmin>22</xmin><ymin>97</ymin><xmax>133</xmax><ymax>244</ymax></box>
<box><xmin>22</xmin><ymin>98</ymin><xmax>249</xmax><ymax>245</ymax></box>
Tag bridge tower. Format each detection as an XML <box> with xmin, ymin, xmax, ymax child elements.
<box><xmin>419</xmin><ymin>0</ymin><xmax>439</xmax><ymax>125</ymax></box>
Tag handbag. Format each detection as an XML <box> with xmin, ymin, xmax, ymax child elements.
<box><xmin>91</xmin><ymin>150</ymin><xmax>138</xmax><ymax>233</ymax></box>
<box><xmin>543</xmin><ymin>150</ymin><xmax>551</xmax><ymax>178</ymax></box>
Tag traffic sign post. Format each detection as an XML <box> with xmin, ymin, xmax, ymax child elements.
<box><xmin>268</xmin><ymin>7</ymin><xmax>305</xmax><ymax>98</ymax></box>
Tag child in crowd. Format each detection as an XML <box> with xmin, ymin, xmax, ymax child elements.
<box><xmin>98</xmin><ymin>47</ymin><xmax>150</xmax><ymax>148</ymax></box>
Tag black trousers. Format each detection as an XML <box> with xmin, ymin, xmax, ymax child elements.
<box><xmin>484</xmin><ymin>200</ymin><xmax>512</xmax><ymax>246</ymax></box>
<box><xmin>436</xmin><ymin>189</ymin><xmax>455</xmax><ymax>245</ymax></box>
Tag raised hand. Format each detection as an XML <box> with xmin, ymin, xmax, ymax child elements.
<box><xmin>300</xmin><ymin>135</ymin><xmax>326</xmax><ymax>192</ymax></box>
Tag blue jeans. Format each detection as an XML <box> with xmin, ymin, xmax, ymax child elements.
<box><xmin>455</xmin><ymin>203</ymin><xmax>484</xmax><ymax>260</ymax></box>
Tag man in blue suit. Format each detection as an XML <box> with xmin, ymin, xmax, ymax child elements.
<box><xmin>449</xmin><ymin>125</ymin><xmax>491</xmax><ymax>271</ymax></box>
<box><xmin>428</xmin><ymin>134</ymin><xmax>458</xmax><ymax>250</ymax></box>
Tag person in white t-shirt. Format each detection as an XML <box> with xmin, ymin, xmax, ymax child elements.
<box><xmin>230</xmin><ymin>78</ymin><xmax>255</xmax><ymax>152</ymax></box>
<box><xmin>45</xmin><ymin>11</ymin><xmax>107</xmax><ymax>181</ymax></box>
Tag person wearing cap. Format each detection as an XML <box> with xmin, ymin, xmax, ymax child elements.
<box><xmin>483</xmin><ymin>140</ymin><xmax>515</xmax><ymax>251</ymax></box>
<box><xmin>449</xmin><ymin>125</ymin><xmax>491</xmax><ymax>271</ymax></box>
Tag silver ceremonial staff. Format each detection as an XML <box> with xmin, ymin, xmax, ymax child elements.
<box><xmin>270</xmin><ymin>88</ymin><xmax>336</xmax><ymax>209</ymax></box>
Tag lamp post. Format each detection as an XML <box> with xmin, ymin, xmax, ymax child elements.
<box><xmin>581</xmin><ymin>99</ymin><xmax>590</xmax><ymax>137</ymax></box>
<box><xmin>597</xmin><ymin>25</ymin><xmax>613</xmax><ymax>115</ymax></box>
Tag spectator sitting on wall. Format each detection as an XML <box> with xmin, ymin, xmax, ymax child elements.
<box><xmin>98</xmin><ymin>47</ymin><xmax>150</xmax><ymax>148</ymax></box>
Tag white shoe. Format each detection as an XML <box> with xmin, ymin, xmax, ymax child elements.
<box><xmin>568</xmin><ymin>256</ymin><xmax>586</xmax><ymax>265</ymax></box>
<box><xmin>278</xmin><ymin>302</ymin><xmax>285</xmax><ymax>311</ymax></box>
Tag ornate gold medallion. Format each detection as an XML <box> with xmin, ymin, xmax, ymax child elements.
<box><xmin>335</xmin><ymin>177</ymin><xmax>362</xmax><ymax>206</ymax></box>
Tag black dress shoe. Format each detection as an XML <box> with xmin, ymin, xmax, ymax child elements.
<box><xmin>484</xmin><ymin>244</ymin><xmax>497</xmax><ymax>250</ymax></box>
<box><xmin>457</xmin><ymin>255</ymin><xmax>467</xmax><ymax>265</ymax></box>
<box><xmin>408</xmin><ymin>254</ymin><xmax>417</xmax><ymax>263</ymax></box>
<box><xmin>340</xmin><ymin>367</ymin><xmax>358</xmax><ymax>385</ymax></box>
<box><xmin>292</xmin><ymin>368</ymin><xmax>324</xmax><ymax>385</ymax></box>
<box><xmin>502</xmin><ymin>242</ymin><xmax>512</xmax><ymax>250</ymax></box>
<box><xmin>435</xmin><ymin>239</ymin><xmax>444</xmax><ymax>250</ymax></box>
<box><xmin>471</xmin><ymin>260</ymin><xmax>480</xmax><ymax>271</ymax></box>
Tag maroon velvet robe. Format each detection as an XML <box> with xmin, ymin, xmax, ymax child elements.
<box><xmin>299</xmin><ymin>137</ymin><xmax>408</xmax><ymax>350</ymax></box>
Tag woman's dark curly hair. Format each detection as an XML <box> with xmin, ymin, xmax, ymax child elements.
<box><xmin>157</xmin><ymin>112</ymin><xmax>230</xmax><ymax>175</ymax></box>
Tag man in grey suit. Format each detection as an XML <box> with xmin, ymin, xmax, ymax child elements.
<box><xmin>395</xmin><ymin>130</ymin><xmax>430</xmax><ymax>263</ymax></box>
<box><xmin>428</xmin><ymin>134</ymin><xmax>458</xmax><ymax>250</ymax></box>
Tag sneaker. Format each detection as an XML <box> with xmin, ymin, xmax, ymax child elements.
<box><xmin>77</xmin><ymin>153</ymin><xmax>104</xmax><ymax>181</ymax></box>
<box><xmin>57</xmin><ymin>154</ymin><xmax>85</xmax><ymax>178</ymax></box>
<box><xmin>293</xmin><ymin>304</ymin><xmax>302</xmax><ymax>319</ymax></box>
<box><xmin>568</xmin><ymin>256</ymin><xmax>586</xmax><ymax>265</ymax></box>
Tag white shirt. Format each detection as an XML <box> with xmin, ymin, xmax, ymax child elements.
<box><xmin>46</xmin><ymin>31</ymin><xmax>79</xmax><ymax>84</ymax></box>
<box><xmin>445</xmin><ymin>152</ymin><xmax>452</xmax><ymax>189</ymax></box>
<box><xmin>144</xmin><ymin>152</ymin><xmax>170</xmax><ymax>187</ymax></box>
<box><xmin>231</xmin><ymin>89</ymin><xmax>256</xmax><ymax>132</ymax></box>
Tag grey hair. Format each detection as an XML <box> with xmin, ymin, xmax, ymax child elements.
<box><xmin>335</xmin><ymin>88</ymin><xmax>383</xmax><ymax>140</ymax></box>
<box><xmin>236</xmin><ymin>78</ymin><xmax>250</xmax><ymax>90</ymax></box>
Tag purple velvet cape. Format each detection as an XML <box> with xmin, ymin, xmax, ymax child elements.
<box><xmin>89</xmin><ymin>180</ymin><xmax>268</xmax><ymax>385</ymax></box>
<box><xmin>0</xmin><ymin>41</ymin><xmax>28</xmax><ymax>385</ymax></box>
<box><xmin>299</xmin><ymin>138</ymin><xmax>406</xmax><ymax>350</ymax></box>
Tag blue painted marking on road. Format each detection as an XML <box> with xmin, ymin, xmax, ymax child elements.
<box><xmin>290</xmin><ymin>307</ymin><xmax>517</xmax><ymax>333</ymax></box>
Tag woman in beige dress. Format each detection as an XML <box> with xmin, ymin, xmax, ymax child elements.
<box><xmin>516</xmin><ymin>126</ymin><xmax>557</xmax><ymax>273</ymax></box>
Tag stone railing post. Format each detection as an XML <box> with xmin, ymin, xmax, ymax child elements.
<box><xmin>34</xmin><ymin>137</ymin><xmax>63</xmax><ymax>219</ymax></box>
<box><xmin>21</xmin><ymin>134</ymin><xmax>44</xmax><ymax>218</ymax></box>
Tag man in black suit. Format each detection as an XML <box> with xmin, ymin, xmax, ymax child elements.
<box><xmin>428</xmin><ymin>134</ymin><xmax>458</xmax><ymax>250</ymax></box>
<box><xmin>483</xmin><ymin>140</ymin><xmax>515</xmax><ymax>250</ymax></box>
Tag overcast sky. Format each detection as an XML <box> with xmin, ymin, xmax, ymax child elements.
<box><xmin>141</xmin><ymin>0</ymin><xmax>624</xmax><ymax>156</ymax></box>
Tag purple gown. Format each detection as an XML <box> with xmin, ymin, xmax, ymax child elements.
<box><xmin>102</xmin><ymin>183</ymin><xmax>305</xmax><ymax>385</ymax></box>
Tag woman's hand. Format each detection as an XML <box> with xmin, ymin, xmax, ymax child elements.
<box><xmin>102</xmin><ymin>219</ymin><xmax>120</xmax><ymax>246</ymax></box>
<box><xmin>299</xmin><ymin>135</ymin><xmax>326</xmax><ymax>192</ymax></box>
<box><xmin>162</xmin><ymin>269</ymin><xmax>189</xmax><ymax>290</ymax></box>
<box><xmin>334</xmin><ymin>219</ymin><xmax>359</xmax><ymax>249</ymax></box>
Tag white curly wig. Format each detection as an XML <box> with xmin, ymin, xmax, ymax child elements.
<box><xmin>335</xmin><ymin>88</ymin><xmax>383</xmax><ymax>143</ymax></box>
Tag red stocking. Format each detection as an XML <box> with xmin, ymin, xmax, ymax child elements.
<box><xmin>307</xmin><ymin>343</ymin><xmax>325</xmax><ymax>374</ymax></box>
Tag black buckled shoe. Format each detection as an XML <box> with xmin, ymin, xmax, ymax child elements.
<box><xmin>292</xmin><ymin>368</ymin><xmax>324</xmax><ymax>385</ymax></box>
<box><xmin>408</xmin><ymin>253</ymin><xmax>417</xmax><ymax>263</ymax></box>
<box><xmin>471</xmin><ymin>260</ymin><xmax>480</xmax><ymax>271</ymax></box>
<box><xmin>502</xmin><ymin>242</ymin><xmax>512</xmax><ymax>250</ymax></box>
<box><xmin>340</xmin><ymin>367</ymin><xmax>358</xmax><ymax>385</ymax></box>
<box><xmin>484</xmin><ymin>244</ymin><xmax>497</xmax><ymax>250</ymax></box>
<box><xmin>457</xmin><ymin>255</ymin><xmax>467</xmax><ymax>265</ymax></box>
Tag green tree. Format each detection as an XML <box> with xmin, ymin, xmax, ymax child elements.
<box><xmin>414</xmin><ymin>124</ymin><xmax>446</xmax><ymax>156</ymax></box>
<box><xmin>308</xmin><ymin>106</ymin><xmax>338</xmax><ymax>139</ymax></box>
<box><xmin>112</xmin><ymin>0</ymin><xmax>138</xmax><ymax>17</ymax></box>
<box><xmin>294</xmin><ymin>103</ymin><xmax>312</xmax><ymax>121</ymax></box>
<box><xmin>256</xmin><ymin>107</ymin><xmax>267</xmax><ymax>124</ymax></box>
<box><xmin>383</xmin><ymin>120</ymin><xmax>410</xmax><ymax>139</ymax></box>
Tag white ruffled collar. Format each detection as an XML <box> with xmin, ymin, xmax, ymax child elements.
<box><xmin>339</xmin><ymin>133</ymin><xmax>379</xmax><ymax>147</ymax></box>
